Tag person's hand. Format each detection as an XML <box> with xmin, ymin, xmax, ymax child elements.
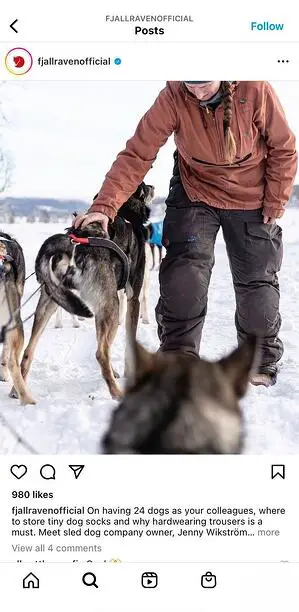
<box><xmin>73</xmin><ymin>211</ymin><xmax>109</xmax><ymax>232</ymax></box>
<box><xmin>263</xmin><ymin>216</ymin><xmax>276</xmax><ymax>225</ymax></box>
<box><xmin>263</xmin><ymin>210</ymin><xmax>284</xmax><ymax>225</ymax></box>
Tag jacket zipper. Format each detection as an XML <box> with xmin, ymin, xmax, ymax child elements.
<box><xmin>192</xmin><ymin>152</ymin><xmax>252</xmax><ymax>167</ymax></box>
<box><xmin>202</xmin><ymin>106</ymin><xmax>223</xmax><ymax>159</ymax></box>
<box><xmin>215</xmin><ymin>109</ymin><xmax>224</xmax><ymax>159</ymax></box>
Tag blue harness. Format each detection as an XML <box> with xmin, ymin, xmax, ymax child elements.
<box><xmin>148</xmin><ymin>221</ymin><xmax>163</xmax><ymax>247</ymax></box>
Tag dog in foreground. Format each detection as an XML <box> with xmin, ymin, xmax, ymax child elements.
<box><xmin>102</xmin><ymin>335</ymin><xmax>258</xmax><ymax>454</ymax></box>
<box><xmin>0</xmin><ymin>233</ymin><xmax>35</xmax><ymax>405</ymax></box>
<box><xmin>19</xmin><ymin>183</ymin><xmax>154</xmax><ymax>401</ymax></box>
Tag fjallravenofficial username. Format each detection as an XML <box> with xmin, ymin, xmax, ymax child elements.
<box><xmin>37</xmin><ymin>57</ymin><xmax>111</xmax><ymax>67</ymax></box>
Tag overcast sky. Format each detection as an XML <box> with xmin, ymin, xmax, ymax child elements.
<box><xmin>1</xmin><ymin>81</ymin><xmax>299</xmax><ymax>202</ymax></box>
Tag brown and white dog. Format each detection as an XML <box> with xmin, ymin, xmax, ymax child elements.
<box><xmin>19</xmin><ymin>183</ymin><xmax>154</xmax><ymax>400</ymax></box>
<box><xmin>0</xmin><ymin>232</ymin><xmax>35</xmax><ymax>405</ymax></box>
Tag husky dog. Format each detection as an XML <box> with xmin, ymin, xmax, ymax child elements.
<box><xmin>102</xmin><ymin>336</ymin><xmax>258</xmax><ymax>454</ymax></box>
<box><xmin>20</xmin><ymin>183</ymin><xmax>154</xmax><ymax>400</ymax></box>
<box><xmin>0</xmin><ymin>232</ymin><xmax>36</xmax><ymax>405</ymax></box>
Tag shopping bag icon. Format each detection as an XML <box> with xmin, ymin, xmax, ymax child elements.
<box><xmin>201</xmin><ymin>571</ymin><xmax>217</xmax><ymax>588</ymax></box>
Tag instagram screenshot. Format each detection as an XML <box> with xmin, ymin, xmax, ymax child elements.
<box><xmin>0</xmin><ymin>1</ymin><xmax>299</xmax><ymax>609</ymax></box>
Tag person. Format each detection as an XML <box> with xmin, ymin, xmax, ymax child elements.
<box><xmin>74</xmin><ymin>81</ymin><xmax>298</xmax><ymax>387</ymax></box>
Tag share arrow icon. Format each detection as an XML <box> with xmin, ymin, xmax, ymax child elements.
<box><xmin>69</xmin><ymin>465</ymin><xmax>85</xmax><ymax>479</ymax></box>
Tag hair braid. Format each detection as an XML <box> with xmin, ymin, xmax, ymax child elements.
<box><xmin>221</xmin><ymin>81</ymin><xmax>237</xmax><ymax>164</ymax></box>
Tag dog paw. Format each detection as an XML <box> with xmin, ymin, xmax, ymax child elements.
<box><xmin>9</xmin><ymin>387</ymin><xmax>18</xmax><ymax>399</ymax></box>
<box><xmin>141</xmin><ymin>318</ymin><xmax>150</xmax><ymax>325</ymax></box>
<box><xmin>0</xmin><ymin>370</ymin><xmax>9</xmax><ymax>382</ymax></box>
<box><xmin>111</xmin><ymin>387</ymin><xmax>123</xmax><ymax>401</ymax></box>
<box><xmin>54</xmin><ymin>323</ymin><xmax>63</xmax><ymax>329</ymax></box>
<box><xmin>20</xmin><ymin>395</ymin><xmax>37</xmax><ymax>406</ymax></box>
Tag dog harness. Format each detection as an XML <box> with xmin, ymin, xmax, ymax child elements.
<box><xmin>68</xmin><ymin>234</ymin><xmax>130</xmax><ymax>290</ymax></box>
<box><xmin>148</xmin><ymin>221</ymin><xmax>163</xmax><ymax>247</ymax></box>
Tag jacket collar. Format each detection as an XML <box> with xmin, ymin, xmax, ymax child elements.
<box><xmin>179</xmin><ymin>81</ymin><xmax>239</xmax><ymax>105</ymax></box>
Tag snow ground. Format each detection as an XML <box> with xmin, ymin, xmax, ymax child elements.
<box><xmin>0</xmin><ymin>214</ymin><xmax>299</xmax><ymax>455</ymax></box>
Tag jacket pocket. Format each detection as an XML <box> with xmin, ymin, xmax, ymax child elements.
<box><xmin>246</xmin><ymin>222</ymin><xmax>282</xmax><ymax>240</ymax></box>
<box><xmin>192</xmin><ymin>153</ymin><xmax>252</xmax><ymax>167</ymax></box>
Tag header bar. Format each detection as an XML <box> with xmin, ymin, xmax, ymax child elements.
<box><xmin>0</xmin><ymin>42</ymin><xmax>298</xmax><ymax>80</ymax></box>
<box><xmin>0</xmin><ymin>0</ymin><xmax>297</xmax><ymax>43</ymax></box>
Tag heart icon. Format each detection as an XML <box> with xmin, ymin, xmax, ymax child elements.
<box><xmin>10</xmin><ymin>465</ymin><xmax>27</xmax><ymax>479</ymax></box>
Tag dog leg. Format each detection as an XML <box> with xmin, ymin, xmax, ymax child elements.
<box><xmin>72</xmin><ymin>315</ymin><xmax>80</xmax><ymax>328</ymax></box>
<box><xmin>54</xmin><ymin>308</ymin><xmax>63</xmax><ymax>328</ymax></box>
<box><xmin>19</xmin><ymin>290</ymin><xmax>58</xmax><ymax>385</ymax></box>
<box><xmin>118</xmin><ymin>289</ymin><xmax>126</xmax><ymax>325</ymax></box>
<box><xmin>124</xmin><ymin>296</ymin><xmax>140</xmax><ymax>377</ymax></box>
<box><xmin>95</xmin><ymin>299</ymin><xmax>122</xmax><ymax>400</ymax></box>
<box><xmin>140</xmin><ymin>243</ymin><xmax>150</xmax><ymax>324</ymax></box>
<box><xmin>0</xmin><ymin>341</ymin><xmax>10</xmax><ymax>382</ymax></box>
<box><xmin>7</xmin><ymin>325</ymin><xmax>36</xmax><ymax>405</ymax></box>
<box><xmin>140</xmin><ymin>271</ymin><xmax>150</xmax><ymax>325</ymax></box>
<box><xmin>150</xmin><ymin>245</ymin><xmax>155</xmax><ymax>270</ymax></box>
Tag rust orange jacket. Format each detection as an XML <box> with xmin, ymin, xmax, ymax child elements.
<box><xmin>90</xmin><ymin>81</ymin><xmax>297</xmax><ymax>219</ymax></box>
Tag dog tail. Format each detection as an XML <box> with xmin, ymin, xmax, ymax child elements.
<box><xmin>35</xmin><ymin>234</ymin><xmax>93</xmax><ymax>318</ymax></box>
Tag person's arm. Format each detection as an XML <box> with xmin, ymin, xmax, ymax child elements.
<box><xmin>89</xmin><ymin>85</ymin><xmax>178</xmax><ymax>219</ymax></box>
<box><xmin>254</xmin><ymin>82</ymin><xmax>298</xmax><ymax>220</ymax></box>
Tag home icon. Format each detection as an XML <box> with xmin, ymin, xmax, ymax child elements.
<box><xmin>23</xmin><ymin>573</ymin><xmax>39</xmax><ymax>589</ymax></box>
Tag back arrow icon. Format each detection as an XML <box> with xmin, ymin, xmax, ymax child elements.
<box><xmin>10</xmin><ymin>19</ymin><xmax>18</xmax><ymax>33</ymax></box>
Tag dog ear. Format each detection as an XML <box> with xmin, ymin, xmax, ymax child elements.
<box><xmin>126</xmin><ymin>338</ymin><xmax>155</xmax><ymax>386</ymax></box>
<box><xmin>218</xmin><ymin>336</ymin><xmax>260</xmax><ymax>398</ymax></box>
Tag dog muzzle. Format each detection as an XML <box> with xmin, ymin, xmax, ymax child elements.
<box><xmin>0</xmin><ymin>254</ymin><xmax>13</xmax><ymax>280</ymax></box>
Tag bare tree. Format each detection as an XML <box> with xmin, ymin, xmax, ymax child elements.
<box><xmin>39</xmin><ymin>209</ymin><xmax>50</xmax><ymax>223</ymax></box>
<box><xmin>0</xmin><ymin>82</ymin><xmax>14</xmax><ymax>194</ymax></box>
<box><xmin>0</xmin><ymin>148</ymin><xmax>13</xmax><ymax>193</ymax></box>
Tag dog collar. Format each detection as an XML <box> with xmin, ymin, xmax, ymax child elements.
<box><xmin>68</xmin><ymin>234</ymin><xmax>130</xmax><ymax>290</ymax></box>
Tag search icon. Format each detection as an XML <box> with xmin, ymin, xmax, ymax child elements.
<box><xmin>82</xmin><ymin>572</ymin><xmax>98</xmax><ymax>588</ymax></box>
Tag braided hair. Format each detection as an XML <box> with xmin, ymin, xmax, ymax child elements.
<box><xmin>221</xmin><ymin>81</ymin><xmax>237</xmax><ymax>164</ymax></box>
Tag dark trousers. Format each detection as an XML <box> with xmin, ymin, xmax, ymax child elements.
<box><xmin>155</xmin><ymin>202</ymin><xmax>283</xmax><ymax>370</ymax></box>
